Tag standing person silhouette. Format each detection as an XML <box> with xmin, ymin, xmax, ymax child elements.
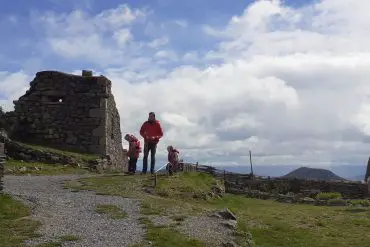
<box><xmin>139</xmin><ymin>112</ymin><xmax>164</xmax><ymax>174</ymax></box>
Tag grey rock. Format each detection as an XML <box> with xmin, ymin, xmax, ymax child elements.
<box><xmin>211</xmin><ymin>208</ymin><xmax>237</xmax><ymax>221</ymax></box>
<box><xmin>222</xmin><ymin>241</ymin><xmax>239</xmax><ymax>247</ymax></box>
<box><xmin>222</xmin><ymin>219</ymin><xmax>238</xmax><ymax>229</ymax></box>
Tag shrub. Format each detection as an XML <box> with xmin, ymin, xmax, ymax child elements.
<box><xmin>316</xmin><ymin>192</ymin><xmax>342</xmax><ymax>200</ymax></box>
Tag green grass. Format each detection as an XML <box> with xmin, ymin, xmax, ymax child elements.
<box><xmin>0</xmin><ymin>194</ymin><xmax>41</xmax><ymax>247</ymax></box>
<box><xmin>17</xmin><ymin>142</ymin><xmax>98</xmax><ymax>161</ymax></box>
<box><xmin>4</xmin><ymin>159</ymin><xmax>90</xmax><ymax>175</ymax></box>
<box><xmin>65</xmin><ymin>172</ymin><xmax>370</xmax><ymax>247</ymax></box>
<box><xmin>316</xmin><ymin>192</ymin><xmax>342</xmax><ymax>200</ymax></box>
<box><xmin>132</xmin><ymin>217</ymin><xmax>205</xmax><ymax>247</ymax></box>
<box><xmin>35</xmin><ymin>235</ymin><xmax>80</xmax><ymax>247</ymax></box>
<box><xmin>95</xmin><ymin>204</ymin><xmax>128</xmax><ymax>219</ymax></box>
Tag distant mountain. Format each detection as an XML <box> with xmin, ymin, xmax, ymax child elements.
<box><xmin>347</xmin><ymin>175</ymin><xmax>365</xmax><ymax>182</ymax></box>
<box><xmin>282</xmin><ymin>167</ymin><xmax>346</xmax><ymax>181</ymax></box>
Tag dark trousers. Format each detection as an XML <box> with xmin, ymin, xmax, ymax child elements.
<box><xmin>142</xmin><ymin>142</ymin><xmax>157</xmax><ymax>174</ymax></box>
<box><xmin>128</xmin><ymin>157</ymin><xmax>138</xmax><ymax>173</ymax></box>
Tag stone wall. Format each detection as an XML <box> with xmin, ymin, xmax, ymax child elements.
<box><xmin>188</xmin><ymin>164</ymin><xmax>369</xmax><ymax>199</ymax></box>
<box><xmin>7</xmin><ymin>71</ymin><xmax>128</xmax><ymax>171</ymax></box>
<box><xmin>224</xmin><ymin>177</ymin><xmax>368</xmax><ymax>199</ymax></box>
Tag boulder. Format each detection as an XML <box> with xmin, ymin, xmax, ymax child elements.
<box><xmin>210</xmin><ymin>208</ymin><xmax>237</xmax><ymax>221</ymax></box>
<box><xmin>222</xmin><ymin>219</ymin><xmax>238</xmax><ymax>229</ymax></box>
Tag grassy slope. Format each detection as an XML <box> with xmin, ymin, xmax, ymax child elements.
<box><xmin>16</xmin><ymin>142</ymin><xmax>98</xmax><ymax>161</ymax></box>
<box><xmin>66</xmin><ymin>172</ymin><xmax>370</xmax><ymax>247</ymax></box>
<box><xmin>4</xmin><ymin>159</ymin><xmax>90</xmax><ymax>176</ymax></box>
<box><xmin>3</xmin><ymin>142</ymin><xmax>101</xmax><ymax>175</ymax></box>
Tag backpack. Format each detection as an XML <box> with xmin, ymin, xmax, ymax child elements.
<box><xmin>171</xmin><ymin>150</ymin><xmax>179</xmax><ymax>164</ymax></box>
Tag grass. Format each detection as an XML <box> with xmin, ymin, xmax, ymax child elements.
<box><xmin>17</xmin><ymin>142</ymin><xmax>98</xmax><ymax>161</ymax></box>
<box><xmin>316</xmin><ymin>192</ymin><xmax>342</xmax><ymax>200</ymax></box>
<box><xmin>4</xmin><ymin>159</ymin><xmax>90</xmax><ymax>176</ymax></box>
<box><xmin>95</xmin><ymin>204</ymin><xmax>128</xmax><ymax>219</ymax></box>
<box><xmin>66</xmin><ymin>172</ymin><xmax>370</xmax><ymax>247</ymax></box>
<box><xmin>35</xmin><ymin>235</ymin><xmax>80</xmax><ymax>247</ymax></box>
<box><xmin>132</xmin><ymin>217</ymin><xmax>205</xmax><ymax>247</ymax></box>
<box><xmin>0</xmin><ymin>194</ymin><xmax>81</xmax><ymax>247</ymax></box>
<box><xmin>0</xmin><ymin>194</ymin><xmax>40</xmax><ymax>247</ymax></box>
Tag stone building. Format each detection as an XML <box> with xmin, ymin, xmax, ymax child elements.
<box><xmin>8</xmin><ymin>70</ymin><xmax>128</xmax><ymax>171</ymax></box>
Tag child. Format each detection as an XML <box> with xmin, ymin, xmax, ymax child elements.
<box><xmin>124</xmin><ymin>134</ymin><xmax>142</xmax><ymax>175</ymax></box>
<box><xmin>167</xmin><ymin>145</ymin><xmax>180</xmax><ymax>176</ymax></box>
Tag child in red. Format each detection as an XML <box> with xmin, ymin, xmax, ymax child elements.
<box><xmin>167</xmin><ymin>145</ymin><xmax>180</xmax><ymax>176</ymax></box>
<box><xmin>124</xmin><ymin>134</ymin><xmax>142</xmax><ymax>175</ymax></box>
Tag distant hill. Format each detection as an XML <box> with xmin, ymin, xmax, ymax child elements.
<box><xmin>282</xmin><ymin>167</ymin><xmax>346</xmax><ymax>181</ymax></box>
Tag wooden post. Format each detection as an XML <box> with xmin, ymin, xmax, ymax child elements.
<box><xmin>196</xmin><ymin>162</ymin><xmax>198</xmax><ymax>171</ymax></box>
<box><xmin>249</xmin><ymin>150</ymin><xmax>254</xmax><ymax>178</ymax></box>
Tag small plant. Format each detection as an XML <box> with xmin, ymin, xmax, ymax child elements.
<box><xmin>316</xmin><ymin>192</ymin><xmax>342</xmax><ymax>200</ymax></box>
<box><xmin>349</xmin><ymin>199</ymin><xmax>370</xmax><ymax>207</ymax></box>
<box><xmin>95</xmin><ymin>204</ymin><xmax>128</xmax><ymax>219</ymax></box>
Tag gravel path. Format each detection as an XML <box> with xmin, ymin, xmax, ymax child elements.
<box><xmin>4</xmin><ymin>175</ymin><xmax>145</xmax><ymax>247</ymax></box>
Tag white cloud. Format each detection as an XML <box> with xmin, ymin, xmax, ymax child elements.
<box><xmin>113</xmin><ymin>28</ymin><xmax>133</xmax><ymax>45</ymax></box>
<box><xmin>3</xmin><ymin>0</ymin><xmax>370</xmax><ymax>167</ymax></box>
<box><xmin>148</xmin><ymin>37</ymin><xmax>169</xmax><ymax>48</ymax></box>
<box><xmin>0</xmin><ymin>71</ymin><xmax>31</xmax><ymax>111</ymax></box>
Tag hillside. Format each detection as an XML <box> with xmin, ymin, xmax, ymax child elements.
<box><xmin>282</xmin><ymin>166</ymin><xmax>345</xmax><ymax>181</ymax></box>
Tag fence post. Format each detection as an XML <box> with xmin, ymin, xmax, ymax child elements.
<box><xmin>196</xmin><ymin>162</ymin><xmax>198</xmax><ymax>171</ymax></box>
<box><xmin>153</xmin><ymin>174</ymin><xmax>157</xmax><ymax>188</ymax></box>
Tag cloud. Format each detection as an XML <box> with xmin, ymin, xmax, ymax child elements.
<box><xmin>2</xmin><ymin>0</ymin><xmax>370</xmax><ymax>167</ymax></box>
<box><xmin>0</xmin><ymin>71</ymin><xmax>31</xmax><ymax>111</ymax></box>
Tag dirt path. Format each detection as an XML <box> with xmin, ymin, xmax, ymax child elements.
<box><xmin>4</xmin><ymin>175</ymin><xmax>145</xmax><ymax>247</ymax></box>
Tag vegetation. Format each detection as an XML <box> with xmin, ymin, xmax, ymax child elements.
<box><xmin>4</xmin><ymin>159</ymin><xmax>89</xmax><ymax>175</ymax></box>
<box><xmin>65</xmin><ymin>172</ymin><xmax>370</xmax><ymax>247</ymax></box>
<box><xmin>16</xmin><ymin>142</ymin><xmax>99</xmax><ymax>161</ymax></box>
<box><xmin>0</xmin><ymin>194</ymin><xmax>40</xmax><ymax>247</ymax></box>
<box><xmin>316</xmin><ymin>192</ymin><xmax>342</xmax><ymax>200</ymax></box>
<box><xmin>95</xmin><ymin>204</ymin><xmax>128</xmax><ymax>219</ymax></box>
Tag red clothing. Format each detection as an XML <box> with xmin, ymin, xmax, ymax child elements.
<box><xmin>127</xmin><ymin>135</ymin><xmax>141</xmax><ymax>158</ymax></box>
<box><xmin>140</xmin><ymin>120</ymin><xmax>163</xmax><ymax>143</ymax></box>
<box><xmin>168</xmin><ymin>149</ymin><xmax>179</xmax><ymax>165</ymax></box>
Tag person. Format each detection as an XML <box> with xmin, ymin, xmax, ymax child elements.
<box><xmin>124</xmin><ymin>134</ymin><xmax>141</xmax><ymax>175</ymax></box>
<box><xmin>167</xmin><ymin>145</ymin><xmax>180</xmax><ymax>176</ymax></box>
<box><xmin>139</xmin><ymin>112</ymin><xmax>164</xmax><ymax>174</ymax></box>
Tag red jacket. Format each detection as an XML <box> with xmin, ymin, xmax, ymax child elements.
<box><xmin>127</xmin><ymin>135</ymin><xmax>141</xmax><ymax>158</ymax></box>
<box><xmin>168</xmin><ymin>149</ymin><xmax>179</xmax><ymax>164</ymax></box>
<box><xmin>140</xmin><ymin>120</ymin><xmax>164</xmax><ymax>144</ymax></box>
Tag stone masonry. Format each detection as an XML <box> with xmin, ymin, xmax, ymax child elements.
<box><xmin>7</xmin><ymin>70</ymin><xmax>128</xmax><ymax>171</ymax></box>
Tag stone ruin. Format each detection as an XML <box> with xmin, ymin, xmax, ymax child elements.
<box><xmin>5</xmin><ymin>70</ymin><xmax>128</xmax><ymax>171</ymax></box>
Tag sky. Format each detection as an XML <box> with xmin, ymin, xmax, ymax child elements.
<box><xmin>1</xmin><ymin>0</ymin><xmax>370</xmax><ymax>168</ymax></box>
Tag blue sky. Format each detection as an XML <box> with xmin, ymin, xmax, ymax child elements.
<box><xmin>2</xmin><ymin>0</ymin><xmax>370</xmax><ymax>168</ymax></box>
<box><xmin>0</xmin><ymin>0</ymin><xmax>314</xmax><ymax>73</ymax></box>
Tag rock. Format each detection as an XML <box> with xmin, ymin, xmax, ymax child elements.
<box><xmin>210</xmin><ymin>208</ymin><xmax>237</xmax><ymax>221</ymax></box>
<box><xmin>222</xmin><ymin>241</ymin><xmax>239</xmax><ymax>247</ymax></box>
<box><xmin>301</xmin><ymin>197</ymin><xmax>315</xmax><ymax>204</ymax></box>
<box><xmin>222</xmin><ymin>219</ymin><xmax>237</xmax><ymax>229</ymax></box>
<box><xmin>19</xmin><ymin>166</ymin><xmax>27</xmax><ymax>172</ymax></box>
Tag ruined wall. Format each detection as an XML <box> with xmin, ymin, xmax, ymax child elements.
<box><xmin>105</xmin><ymin>85</ymin><xmax>127</xmax><ymax>170</ymax></box>
<box><xmin>9</xmin><ymin>71</ymin><xmax>128</xmax><ymax>171</ymax></box>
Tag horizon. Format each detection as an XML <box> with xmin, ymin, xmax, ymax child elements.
<box><xmin>2</xmin><ymin>0</ymin><xmax>370</xmax><ymax>167</ymax></box>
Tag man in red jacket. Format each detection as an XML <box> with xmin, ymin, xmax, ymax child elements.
<box><xmin>140</xmin><ymin>112</ymin><xmax>164</xmax><ymax>174</ymax></box>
